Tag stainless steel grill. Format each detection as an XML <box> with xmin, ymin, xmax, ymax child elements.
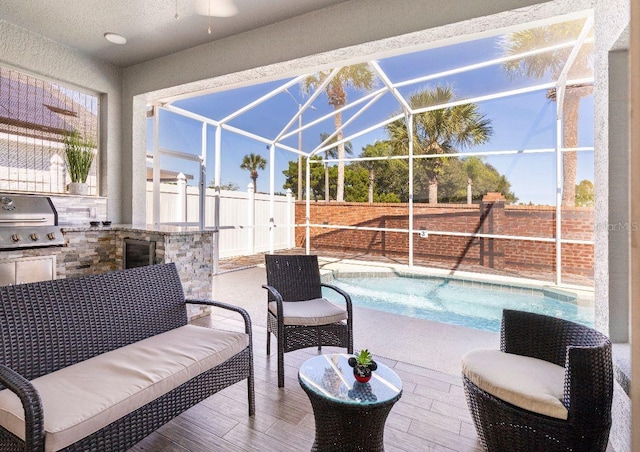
<box><xmin>0</xmin><ymin>194</ymin><xmax>64</xmax><ymax>249</ymax></box>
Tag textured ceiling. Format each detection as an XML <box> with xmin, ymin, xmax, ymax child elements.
<box><xmin>0</xmin><ymin>0</ymin><xmax>350</xmax><ymax>67</ymax></box>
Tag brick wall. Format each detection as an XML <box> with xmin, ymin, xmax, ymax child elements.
<box><xmin>296</xmin><ymin>199</ymin><xmax>594</xmax><ymax>278</ymax></box>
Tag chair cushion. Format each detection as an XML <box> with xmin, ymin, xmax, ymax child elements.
<box><xmin>0</xmin><ymin>324</ymin><xmax>249</xmax><ymax>452</ymax></box>
<box><xmin>269</xmin><ymin>298</ymin><xmax>348</xmax><ymax>326</ymax></box>
<box><xmin>462</xmin><ymin>349</ymin><xmax>568</xmax><ymax>420</ymax></box>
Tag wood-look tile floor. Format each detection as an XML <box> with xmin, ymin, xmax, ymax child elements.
<box><xmin>129</xmin><ymin>314</ymin><xmax>483</xmax><ymax>452</ymax></box>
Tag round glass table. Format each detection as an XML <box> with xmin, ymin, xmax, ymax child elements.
<box><xmin>298</xmin><ymin>353</ymin><xmax>402</xmax><ymax>451</ymax></box>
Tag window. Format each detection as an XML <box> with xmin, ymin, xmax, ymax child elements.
<box><xmin>0</xmin><ymin>66</ymin><xmax>99</xmax><ymax>195</ymax></box>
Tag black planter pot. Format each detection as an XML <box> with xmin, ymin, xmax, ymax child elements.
<box><xmin>348</xmin><ymin>357</ymin><xmax>378</xmax><ymax>383</ymax></box>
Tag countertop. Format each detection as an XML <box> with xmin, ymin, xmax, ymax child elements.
<box><xmin>61</xmin><ymin>224</ymin><xmax>215</xmax><ymax>236</ymax></box>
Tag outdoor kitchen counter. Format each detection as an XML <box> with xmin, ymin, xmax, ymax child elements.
<box><xmin>59</xmin><ymin>226</ymin><xmax>214</xmax><ymax>317</ymax></box>
<box><xmin>61</xmin><ymin>224</ymin><xmax>213</xmax><ymax>235</ymax></box>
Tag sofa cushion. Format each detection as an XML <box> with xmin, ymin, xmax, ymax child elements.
<box><xmin>462</xmin><ymin>349</ymin><xmax>568</xmax><ymax>420</ymax></box>
<box><xmin>0</xmin><ymin>324</ymin><xmax>248</xmax><ymax>452</ymax></box>
<box><xmin>269</xmin><ymin>298</ymin><xmax>348</xmax><ymax>326</ymax></box>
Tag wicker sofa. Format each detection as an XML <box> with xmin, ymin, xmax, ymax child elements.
<box><xmin>0</xmin><ymin>263</ymin><xmax>255</xmax><ymax>452</ymax></box>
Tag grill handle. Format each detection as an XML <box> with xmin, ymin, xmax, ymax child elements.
<box><xmin>0</xmin><ymin>218</ymin><xmax>47</xmax><ymax>223</ymax></box>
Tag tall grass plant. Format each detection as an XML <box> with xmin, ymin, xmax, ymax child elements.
<box><xmin>63</xmin><ymin>132</ymin><xmax>95</xmax><ymax>183</ymax></box>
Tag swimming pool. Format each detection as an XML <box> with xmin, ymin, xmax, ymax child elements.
<box><xmin>324</xmin><ymin>275</ymin><xmax>594</xmax><ymax>332</ymax></box>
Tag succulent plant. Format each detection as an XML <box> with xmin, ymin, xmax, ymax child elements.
<box><xmin>355</xmin><ymin>349</ymin><xmax>373</xmax><ymax>366</ymax></box>
<box><xmin>348</xmin><ymin>349</ymin><xmax>378</xmax><ymax>371</ymax></box>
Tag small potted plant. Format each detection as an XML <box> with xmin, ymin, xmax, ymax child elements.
<box><xmin>348</xmin><ymin>349</ymin><xmax>378</xmax><ymax>383</ymax></box>
<box><xmin>63</xmin><ymin>131</ymin><xmax>95</xmax><ymax>195</ymax></box>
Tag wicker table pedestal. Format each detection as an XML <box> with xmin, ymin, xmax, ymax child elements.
<box><xmin>298</xmin><ymin>354</ymin><xmax>402</xmax><ymax>451</ymax></box>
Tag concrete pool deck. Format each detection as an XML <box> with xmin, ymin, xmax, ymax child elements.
<box><xmin>212</xmin><ymin>264</ymin><xmax>498</xmax><ymax>376</ymax></box>
<box><xmin>212</xmin><ymin>254</ymin><xmax>594</xmax><ymax>376</ymax></box>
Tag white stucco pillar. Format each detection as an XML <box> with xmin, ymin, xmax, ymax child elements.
<box><xmin>177</xmin><ymin>172</ymin><xmax>187</xmax><ymax>224</ymax></box>
<box><xmin>247</xmin><ymin>182</ymin><xmax>255</xmax><ymax>255</ymax></box>
<box><xmin>286</xmin><ymin>188</ymin><xmax>293</xmax><ymax>249</ymax></box>
<box><xmin>49</xmin><ymin>154</ymin><xmax>65</xmax><ymax>193</ymax></box>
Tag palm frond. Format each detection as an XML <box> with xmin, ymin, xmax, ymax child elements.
<box><xmin>499</xmin><ymin>18</ymin><xmax>593</xmax><ymax>81</ymax></box>
<box><xmin>240</xmin><ymin>153</ymin><xmax>267</xmax><ymax>171</ymax></box>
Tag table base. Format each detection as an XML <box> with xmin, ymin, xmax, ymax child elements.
<box><xmin>303</xmin><ymin>385</ymin><xmax>399</xmax><ymax>451</ymax></box>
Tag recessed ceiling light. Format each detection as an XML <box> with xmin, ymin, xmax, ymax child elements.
<box><xmin>104</xmin><ymin>32</ymin><xmax>127</xmax><ymax>45</ymax></box>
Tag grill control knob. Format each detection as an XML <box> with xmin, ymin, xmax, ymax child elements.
<box><xmin>30</xmin><ymin>233</ymin><xmax>39</xmax><ymax>241</ymax></box>
<box><xmin>47</xmin><ymin>232</ymin><xmax>56</xmax><ymax>240</ymax></box>
<box><xmin>10</xmin><ymin>234</ymin><xmax>21</xmax><ymax>242</ymax></box>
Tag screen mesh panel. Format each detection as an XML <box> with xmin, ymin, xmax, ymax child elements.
<box><xmin>0</xmin><ymin>66</ymin><xmax>99</xmax><ymax>194</ymax></box>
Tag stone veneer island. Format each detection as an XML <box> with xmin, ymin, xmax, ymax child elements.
<box><xmin>0</xmin><ymin>225</ymin><xmax>214</xmax><ymax>320</ymax></box>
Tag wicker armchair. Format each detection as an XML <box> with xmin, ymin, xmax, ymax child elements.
<box><xmin>462</xmin><ymin>309</ymin><xmax>613</xmax><ymax>452</ymax></box>
<box><xmin>262</xmin><ymin>254</ymin><xmax>353</xmax><ymax>387</ymax></box>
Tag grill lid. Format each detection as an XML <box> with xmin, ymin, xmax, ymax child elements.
<box><xmin>0</xmin><ymin>194</ymin><xmax>63</xmax><ymax>249</ymax></box>
<box><xmin>0</xmin><ymin>195</ymin><xmax>58</xmax><ymax>226</ymax></box>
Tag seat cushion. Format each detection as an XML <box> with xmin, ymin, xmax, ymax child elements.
<box><xmin>462</xmin><ymin>349</ymin><xmax>568</xmax><ymax>420</ymax></box>
<box><xmin>269</xmin><ymin>298</ymin><xmax>348</xmax><ymax>326</ymax></box>
<box><xmin>0</xmin><ymin>324</ymin><xmax>249</xmax><ymax>452</ymax></box>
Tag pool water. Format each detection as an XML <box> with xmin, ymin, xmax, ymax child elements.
<box><xmin>325</xmin><ymin>276</ymin><xmax>594</xmax><ymax>332</ymax></box>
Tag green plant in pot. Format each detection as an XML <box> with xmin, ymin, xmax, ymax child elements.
<box><xmin>348</xmin><ymin>349</ymin><xmax>378</xmax><ymax>383</ymax></box>
<box><xmin>63</xmin><ymin>131</ymin><xmax>95</xmax><ymax>195</ymax></box>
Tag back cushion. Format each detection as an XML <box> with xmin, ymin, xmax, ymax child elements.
<box><xmin>264</xmin><ymin>254</ymin><xmax>322</xmax><ymax>302</ymax></box>
<box><xmin>0</xmin><ymin>263</ymin><xmax>187</xmax><ymax>381</ymax></box>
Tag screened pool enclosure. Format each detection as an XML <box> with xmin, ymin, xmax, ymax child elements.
<box><xmin>147</xmin><ymin>13</ymin><xmax>595</xmax><ymax>286</ymax></box>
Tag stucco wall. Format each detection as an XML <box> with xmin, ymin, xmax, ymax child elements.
<box><xmin>594</xmin><ymin>0</ymin><xmax>626</xmax><ymax>336</ymax></box>
<box><xmin>0</xmin><ymin>20</ymin><xmax>123</xmax><ymax>222</ymax></box>
<box><xmin>593</xmin><ymin>2</ymin><xmax>631</xmax><ymax>451</ymax></box>
<box><xmin>592</xmin><ymin>1</ymin><xmax>630</xmax><ymax>340</ymax></box>
<box><xmin>607</xmin><ymin>48</ymin><xmax>630</xmax><ymax>343</ymax></box>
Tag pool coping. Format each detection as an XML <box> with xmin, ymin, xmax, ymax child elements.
<box><xmin>315</xmin><ymin>257</ymin><xmax>594</xmax><ymax>306</ymax></box>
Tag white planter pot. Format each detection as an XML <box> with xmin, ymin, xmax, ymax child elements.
<box><xmin>68</xmin><ymin>182</ymin><xmax>89</xmax><ymax>195</ymax></box>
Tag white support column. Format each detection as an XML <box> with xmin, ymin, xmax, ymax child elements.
<box><xmin>247</xmin><ymin>182</ymin><xmax>255</xmax><ymax>255</ymax></box>
<box><xmin>152</xmin><ymin>105</ymin><xmax>161</xmax><ymax>226</ymax></box>
<box><xmin>630</xmin><ymin>0</ymin><xmax>640</xmax><ymax>445</ymax></box>
<box><xmin>269</xmin><ymin>143</ymin><xmax>275</xmax><ymax>254</ymax></box>
<box><xmin>286</xmin><ymin>188</ymin><xmax>293</xmax><ymax>249</ymax></box>
<box><xmin>199</xmin><ymin>162</ymin><xmax>206</xmax><ymax>227</ymax></box>
<box><xmin>199</xmin><ymin>122</ymin><xmax>207</xmax><ymax>230</ymax></box>
<box><xmin>408</xmin><ymin>113</ymin><xmax>414</xmax><ymax>268</ymax></box>
<box><xmin>177</xmin><ymin>172</ymin><xmax>187</xmax><ymax>223</ymax></box>
<box><xmin>213</xmin><ymin>126</ymin><xmax>222</xmax><ymax>274</ymax></box>
<box><xmin>305</xmin><ymin>158</ymin><xmax>311</xmax><ymax>255</ymax></box>
<box><xmin>555</xmin><ymin>85</ymin><xmax>565</xmax><ymax>286</ymax></box>
<box><xmin>550</xmin><ymin>17</ymin><xmax>591</xmax><ymax>287</ymax></box>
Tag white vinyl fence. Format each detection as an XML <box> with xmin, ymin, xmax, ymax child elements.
<box><xmin>146</xmin><ymin>181</ymin><xmax>294</xmax><ymax>259</ymax></box>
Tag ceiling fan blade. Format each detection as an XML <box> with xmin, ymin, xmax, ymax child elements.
<box><xmin>194</xmin><ymin>0</ymin><xmax>238</xmax><ymax>17</ymax></box>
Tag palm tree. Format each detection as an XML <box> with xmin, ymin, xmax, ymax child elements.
<box><xmin>240</xmin><ymin>153</ymin><xmax>267</xmax><ymax>192</ymax></box>
<box><xmin>319</xmin><ymin>132</ymin><xmax>352</xmax><ymax>201</ymax></box>
<box><xmin>386</xmin><ymin>85</ymin><xmax>492</xmax><ymax>203</ymax></box>
<box><xmin>303</xmin><ymin>64</ymin><xmax>374</xmax><ymax>202</ymax></box>
<box><xmin>501</xmin><ymin>18</ymin><xmax>593</xmax><ymax>207</ymax></box>
<box><xmin>360</xmin><ymin>141</ymin><xmax>392</xmax><ymax>203</ymax></box>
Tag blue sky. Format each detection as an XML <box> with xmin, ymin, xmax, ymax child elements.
<box><xmin>148</xmin><ymin>28</ymin><xmax>594</xmax><ymax>205</ymax></box>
